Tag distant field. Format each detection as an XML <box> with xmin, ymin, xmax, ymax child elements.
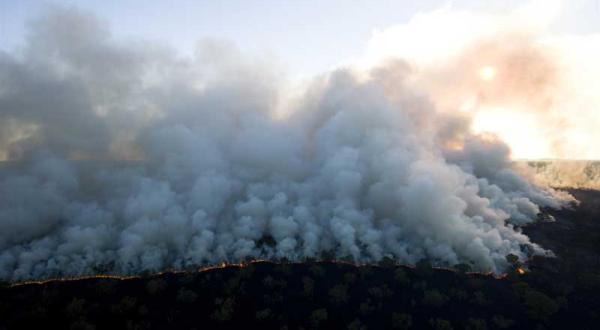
<box><xmin>519</xmin><ymin>160</ymin><xmax>600</xmax><ymax>189</ymax></box>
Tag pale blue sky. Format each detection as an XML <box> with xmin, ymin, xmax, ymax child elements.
<box><xmin>1</xmin><ymin>0</ymin><xmax>599</xmax><ymax>77</ymax></box>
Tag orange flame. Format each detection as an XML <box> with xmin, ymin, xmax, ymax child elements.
<box><xmin>8</xmin><ymin>259</ymin><xmax>513</xmax><ymax>288</ymax></box>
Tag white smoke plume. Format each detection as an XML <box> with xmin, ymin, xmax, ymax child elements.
<box><xmin>0</xmin><ymin>6</ymin><xmax>576</xmax><ymax>280</ymax></box>
<box><xmin>361</xmin><ymin>2</ymin><xmax>600</xmax><ymax>161</ymax></box>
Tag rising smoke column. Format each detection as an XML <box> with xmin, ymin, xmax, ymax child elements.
<box><xmin>363</xmin><ymin>4</ymin><xmax>600</xmax><ymax>161</ymax></box>
<box><xmin>0</xmin><ymin>7</ymin><xmax>572</xmax><ymax>280</ymax></box>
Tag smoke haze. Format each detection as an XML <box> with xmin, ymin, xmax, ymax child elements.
<box><xmin>0</xmin><ymin>6</ymin><xmax>586</xmax><ymax>280</ymax></box>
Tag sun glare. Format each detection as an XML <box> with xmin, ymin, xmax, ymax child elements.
<box><xmin>478</xmin><ymin>66</ymin><xmax>497</xmax><ymax>81</ymax></box>
<box><xmin>472</xmin><ymin>108</ymin><xmax>551</xmax><ymax>160</ymax></box>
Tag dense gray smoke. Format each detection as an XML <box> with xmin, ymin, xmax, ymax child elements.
<box><xmin>0</xmin><ymin>7</ymin><xmax>572</xmax><ymax>280</ymax></box>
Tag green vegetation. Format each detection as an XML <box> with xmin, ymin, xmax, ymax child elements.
<box><xmin>429</xmin><ymin>318</ymin><xmax>453</xmax><ymax>330</ymax></box>
<box><xmin>309</xmin><ymin>308</ymin><xmax>328</xmax><ymax>328</ymax></box>
<box><xmin>422</xmin><ymin>289</ymin><xmax>449</xmax><ymax>308</ymax></box>
<box><xmin>0</xmin><ymin>188</ymin><xmax>599</xmax><ymax>329</ymax></box>
<box><xmin>0</xmin><ymin>259</ymin><xmax>581</xmax><ymax>329</ymax></box>
<box><xmin>392</xmin><ymin>312</ymin><xmax>412</xmax><ymax>329</ymax></box>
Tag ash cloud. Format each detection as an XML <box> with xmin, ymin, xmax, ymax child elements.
<box><xmin>0</xmin><ymin>7</ymin><xmax>572</xmax><ymax>280</ymax></box>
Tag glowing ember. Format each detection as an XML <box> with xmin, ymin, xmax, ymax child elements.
<box><xmin>517</xmin><ymin>267</ymin><xmax>526</xmax><ymax>275</ymax></box>
<box><xmin>9</xmin><ymin>259</ymin><xmax>513</xmax><ymax>288</ymax></box>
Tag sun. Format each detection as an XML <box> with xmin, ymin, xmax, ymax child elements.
<box><xmin>478</xmin><ymin>66</ymin><xmax>497</xmax><ymax>81</ymax></box>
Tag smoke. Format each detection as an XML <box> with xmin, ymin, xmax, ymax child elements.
<box><xmin>0</xmin><ymin>6</ymin><xmax>577</xmax><ymax>280</ymax></box>
<box><xmin>363</xmin><ymin>4</ymin><xmax>600</xmax><ymax>160</ymax></box>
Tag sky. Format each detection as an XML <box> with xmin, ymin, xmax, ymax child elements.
<box><xmin>0</xmin><ymin>0</ymin><xmax>599</xmax><ymax>160</ymax></box>
<box><xmin>2</xmin><ymin>0</ymin><xmax>600</xmax><ymax>79</ymax></box>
